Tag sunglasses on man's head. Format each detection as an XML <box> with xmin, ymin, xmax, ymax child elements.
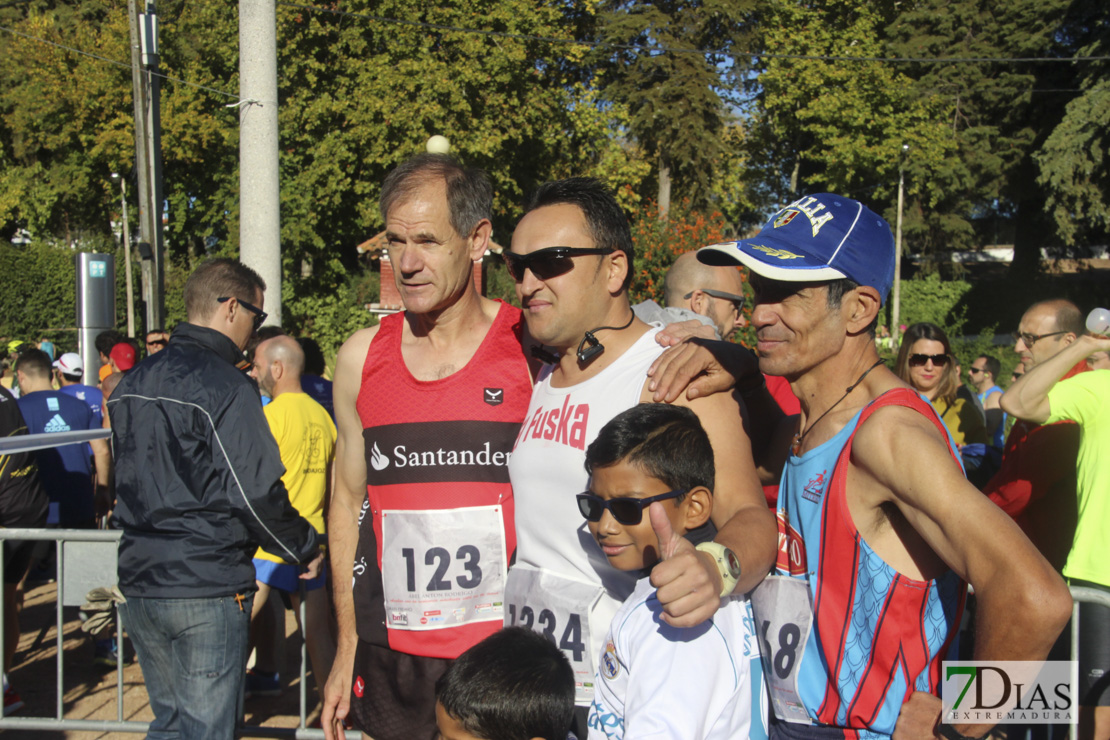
<box><xmin>576</xmin><ymin>490</ymin><xmax>686</xmax><ymax>526</ymax></box>
<box><xmin>504</xmin><ymin>246</ymin><xmax>614</xmax><ymax>282</ymax></box>
<box><xmin>217</xmin><ymin>296</ymin><xmax>267</xmax><ymax>331</ymax></box>
<box><xmin>908</xmin><ymin>353</ymin><xmax>949</xmax><ymax>368</ymax></box>
<box><xmin>684</xmin><ymin>288</ymin><xmax>745</xmax><ymax>312</ymax></box>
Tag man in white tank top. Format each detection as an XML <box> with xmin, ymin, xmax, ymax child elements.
<box><xmin>503</xmin><ymin>178</ymin><xmax>776</xmax><ymax>723</ymax></box>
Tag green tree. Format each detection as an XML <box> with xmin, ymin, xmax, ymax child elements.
<box><xmin>743</xmin><ymin>0</ymin><xmax>955</xmax><ymax>259</ymax></box>
<box><xmin>1034</xmin><ymin>0</ymin><xmax>1110</xmax><ymax>247</ymax></box>
<box><xmin>885</xmin><ymin>0</ymin><xmax>1080</xmax><ymax>277</ymax></box>
<box><xmin>595</xmin><ymin>0</ymin><xmax>755</xmax><ymax>217</ymax></box>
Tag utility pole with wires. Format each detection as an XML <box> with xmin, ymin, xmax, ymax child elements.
<box><xmin>127</xmin><ymin>0</ymin><xmax>166</xmax><ymax>334</ymax></box>
<box><xmin>238</xmin><ymin>0</ymin><xmax>282</xmax><ymax>327</ymax></box>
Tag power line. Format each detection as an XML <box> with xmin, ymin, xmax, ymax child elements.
<box><xmin>0</xmin><ymin>24</ymin><xmax>239</xmax><ymax>100</ymax></box>
<box><xmin>0</xmin><ymin>12</ymin><xmax>1096</xmax><ymax>107</ymax></box>
<box><xmin>278</xmin><ymin>1</ymin><xmax>1110</xmax><ymax>66</ymax></box>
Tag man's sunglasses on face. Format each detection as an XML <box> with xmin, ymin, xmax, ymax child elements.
<box><xmin>504</xmin><ymin>247</ymin><xmax>614</xmax><ymax>282</ymax></box>
<box><xmin>217</xmin><ymin>296</ymin><xmax>267</xmax><ymax>331</ymax></box>
<box><xmin>1012</xmin><ymin>330</ymin><xmax>1066</xmax><ymax>348</ymax></box>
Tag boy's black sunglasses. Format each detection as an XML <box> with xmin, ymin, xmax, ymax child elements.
<box><xmin>576</xmin><ymin>490</ymin><xmax>686</xmax><ymax>526</ymax></box>
<box><xmin>504</xmin><ymin>246</ymin><xmax>614</xmax><ymax>282</ymax></box>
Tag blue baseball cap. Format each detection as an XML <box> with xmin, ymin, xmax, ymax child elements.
<box><xmin>697</xmin><ymin>194</ymin><xmax>896</xmax><ymax>305</ymax></box>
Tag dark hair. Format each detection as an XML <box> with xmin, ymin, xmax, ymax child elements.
<box><xmin>435</xmin><ymin>627</ymin><xmax>574</xmax><ymax>740</ymax></box>
<box><xmin>14</xmin><ymin>348</ymin><xmax>52</xmax><ymax>380</ymax></box>
<box><xmin>525</xmin><ymin>177</ymin><xmax>635</xmax><ymax>291</ymax></box>
<box><xmin>95</xmin><ymin>330</ymin><xmax>125</xmax><ymax>357</ymax></box>
<box><xmin>977</xmin><ymin>355</ymin><xmax>1001</xmax><ymax>380</ymax></box>
<box><xmin>380</xmin><ymin>153</ymin><xmax>492</xmax><ymax>238</ymax></box>
<box><xmin>895</xmin><ymin>322</ymin><xmax>958</xmax><ymax>404</ymax></box>
<box><xmin>585</xmin><ymin>403</ymin><xmax>714</xmax><ymax>495</ymax></box>
<box><xmin>183</xmin><ymin>258</ymin><xmax>266</xmax><ymax>323</ymax></box>
<box><xmin>298</xmin><ymin>337</ymin><xmax>326</xmax><ymax>376</ymax></box>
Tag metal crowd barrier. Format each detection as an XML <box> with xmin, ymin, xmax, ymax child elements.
<box><xmin>1</xmin><ymin>527</ymin><xmax>1105</xmax><ymax>736</ymax></box>
<box><xmin>1069</xmin><ymin>586</ymin><xmax>1110</xmax><ymax>733</ymax></box>
<box><xmin>0</xmin><ymin>528</ymin><xmax>358</xmax><ymax>738</ymax></box>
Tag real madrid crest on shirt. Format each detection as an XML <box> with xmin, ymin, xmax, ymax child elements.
<box><xmin>601</xmin><ymin>639</ymin><xmax>621</xmax><ymax>680</ymax></box>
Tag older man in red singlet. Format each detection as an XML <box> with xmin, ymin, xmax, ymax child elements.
<box><xmin>322</xmin><ymin>155</ymin><xmax>534</xmax><ymax>740</ymax></box>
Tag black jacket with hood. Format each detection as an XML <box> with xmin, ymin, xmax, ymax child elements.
<box><xmin>109</xmin><ymin>322</ymin><xmax>320</xmax><ymax>598</ymax></box>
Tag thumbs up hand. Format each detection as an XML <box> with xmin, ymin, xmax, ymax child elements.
<box><xmin>648</xmin><ymin>502</ymin><xmax>723</xmax><ymax>628</ymax></box>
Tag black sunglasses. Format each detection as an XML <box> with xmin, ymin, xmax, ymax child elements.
<box><xmin>217</xmin><ymin>296</ymin><xmax>268</xmax><ymax>331</ymax></box>
<box><xmin>908</xmin><ymin>353</ymin><xmax>949</xmax><ymax>367</ymax></box>
<box><xmin>504</xmin><ymin>246</ymin><xmax>613</xmax><ymax>282</ymax></box>
<box><xmin>1012</xmin><ymin>330</ymin><xmax>1066</xmax><ymax>348</ymax></box>
<box><xmin>146</xmin><ymin>338</ymin><xmax>167</xmax><ymax>347</ymax></box>
<box><xmin>684</xmin><ymin>288</ymin><xmax>745</xmax><ymax>312</ymax></box>
<box><xmin>576</xmin><ymin>489</ymin><xmax>686</xmax><ymax>526</ymax></box>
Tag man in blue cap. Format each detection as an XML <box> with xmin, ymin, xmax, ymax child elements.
<box><xmin>656</xmin><ymin>194</ymin><xmax>1071</xmax><ymax>740</ymax></box>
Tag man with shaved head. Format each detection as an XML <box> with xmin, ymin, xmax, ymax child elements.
<box><xmin>663</xmin><ymin>251</ymin><xmax>747</xmax><ymax>340</ymax></box>
<box><xmin>248</xmin><ymin>335</ymin><xmax>337</xmax><ymax>703</ymax></box>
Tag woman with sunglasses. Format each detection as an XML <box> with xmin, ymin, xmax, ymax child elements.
<box><xmin>894</xmin><ymin>322</ymin><xmax>987</xmax><ymax>447</ymax></box>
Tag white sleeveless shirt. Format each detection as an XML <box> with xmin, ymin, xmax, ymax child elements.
<box><xmin>506</xmin><ymin>327</ymin><xmax>664</xmax><ymax>705</ymax></box>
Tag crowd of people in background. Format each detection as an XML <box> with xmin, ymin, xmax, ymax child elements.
<box><xmin>0</xmin><ymin>154</ymin><xmax>1106</xmax><ymax>740</ymax></box>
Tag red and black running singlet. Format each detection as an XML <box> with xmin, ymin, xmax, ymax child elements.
<box><xmin>351</xmin><ymin>301</ymin><xmax>532</xmax><ymax>659</ymax></box>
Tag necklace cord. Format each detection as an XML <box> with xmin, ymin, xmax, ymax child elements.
<box><xmin>793</xmin><ymin>357</ymin><xmax>886</xmax><ymax>453</ymax></box>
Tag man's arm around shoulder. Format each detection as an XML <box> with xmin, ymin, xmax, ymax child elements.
<box><xmin>852</xmin><ymin>408</ymin><xmax>1071</xmax><ymax>740</ymax></box>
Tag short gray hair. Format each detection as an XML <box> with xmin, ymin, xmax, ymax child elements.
<box><xmin>380</xmin><ymin>154</ymin><xmax>492</xmax><ymax>238</ymax></box>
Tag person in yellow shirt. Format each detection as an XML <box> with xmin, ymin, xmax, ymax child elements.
<box><xmin>248</xmin><ymin>335</ymin><xmax>337</xmax><ymax>705</ymax></box>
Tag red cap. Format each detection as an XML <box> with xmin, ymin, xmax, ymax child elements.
<box><xmin>110</xmin><ymin>343</ymin><xmax>136</xmax><ymax>371</ymax></box>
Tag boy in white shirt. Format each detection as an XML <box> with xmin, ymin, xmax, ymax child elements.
<box><xmin>582</xmin><ymin>403</ymin><xmax>765</xmax><ymax>740</ymax></box>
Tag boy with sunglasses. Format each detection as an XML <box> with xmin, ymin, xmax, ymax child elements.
<box><xmin>582</xmin><ymin>403</ymin><xmax>763</xmax><ymax>740</ymax></box>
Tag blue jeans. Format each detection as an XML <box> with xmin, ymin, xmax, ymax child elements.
<box><xmin>119</xmin><ymin>593</ymin><xmax>254</xmax><ymax>740</ymax></box>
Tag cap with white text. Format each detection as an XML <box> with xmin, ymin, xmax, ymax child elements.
<box><xmin>697</xmin><ymin>194</ymin><xmax>895</xmax><ymax>305</ymax></box>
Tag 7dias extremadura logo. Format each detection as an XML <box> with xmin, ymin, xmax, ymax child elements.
<box><xmin>942</xmin><ymin>662</ymin><xmax>1074</xmax><ymax>724</ymax></box>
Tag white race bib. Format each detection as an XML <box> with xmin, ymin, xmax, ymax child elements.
<box><xmin>380</xmin><ymin>506</ymin><xmax>506</xmax><ymax>631</ymax></box>
<box><xmin>749</xmin><ymin>575</ymin><xmax>815</xmax><ymax>724</ymax></box>
<box><xmin>505</xmin><ymin>567</ymin><xmax>601</xmax><ymax>705</ymax></box>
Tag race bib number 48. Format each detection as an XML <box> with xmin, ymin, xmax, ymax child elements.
<box><xmin>380</xmin><ymin>506</ymin><xmax>507</xmax><ymax>631</ymax></box>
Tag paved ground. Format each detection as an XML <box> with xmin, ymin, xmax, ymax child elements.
<box><xmin>5</xmin><ymin>581</ymin><xmax>323</xmax><ymax>739</ymax></box>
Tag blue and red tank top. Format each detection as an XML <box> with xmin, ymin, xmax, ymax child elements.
<box><xmin>351</xmin><ymin>301</ymin><xmax>532</xmax><ymax>658</ymax></box>
<box><xmin>773</xmin><ymin>388</ymin><xmax>967</xmax><ymax>738</ymax></box>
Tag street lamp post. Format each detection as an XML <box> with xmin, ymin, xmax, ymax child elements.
<box><xmin>112</xmin><ymin>173</ymin><xmax>135</xmax><ymax>338</ymax></box>
<box><xmin>891</xmin><ymin>144</ymin><xmax>908</xmax><ymax>345</ymax></box>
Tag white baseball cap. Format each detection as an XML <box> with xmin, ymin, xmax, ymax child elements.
<box><xmin>53</xmin><ymin>352</ymin><xmax>83</xmax><ymax>375</ymax></box>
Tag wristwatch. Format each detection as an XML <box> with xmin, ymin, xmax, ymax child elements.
<box><xmin>695</xmin><ymin>542</ymin><xmax>742</xmax><ymax>597</ymax></box>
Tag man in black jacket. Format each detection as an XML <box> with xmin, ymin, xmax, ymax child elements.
<box><xmin>109</xmin><ymin>258</ymin><xmax>323</xmax><ymax>739</ymax></box>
